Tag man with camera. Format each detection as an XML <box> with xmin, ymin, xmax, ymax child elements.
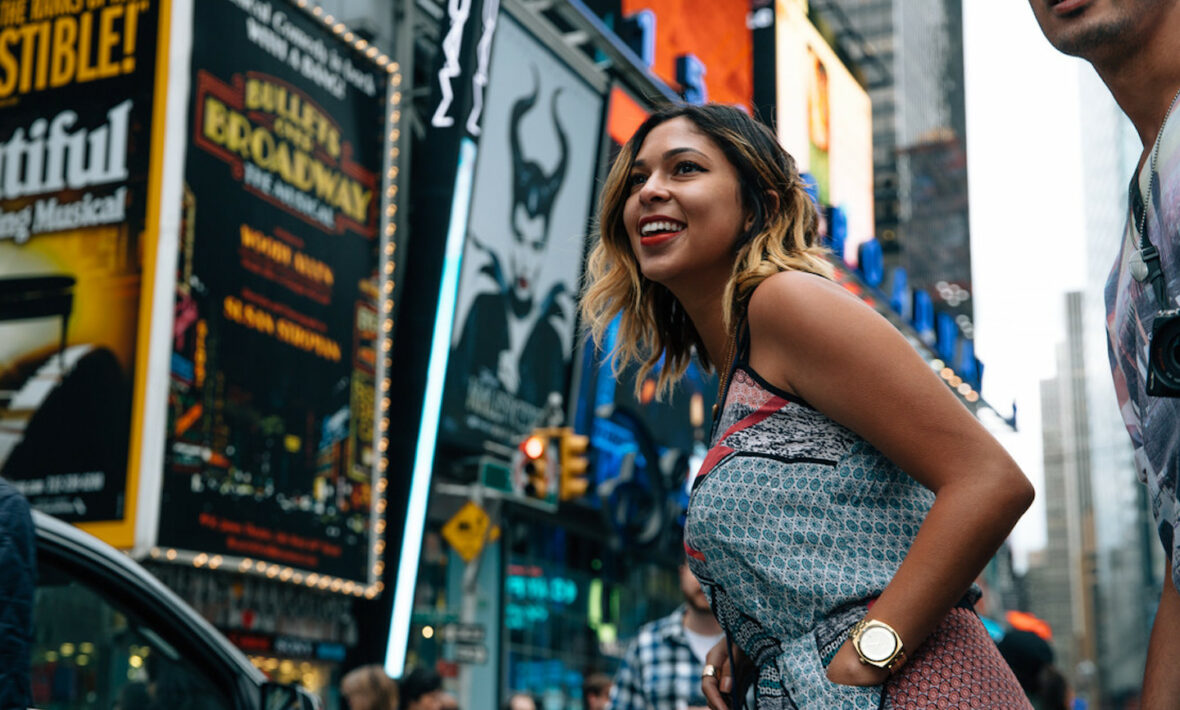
<box><xmin>1028</xmin><ymin>1</ymin><xmax>1180</xmax><ymax>706</ymax></box>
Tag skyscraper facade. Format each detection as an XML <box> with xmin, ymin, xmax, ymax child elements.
<box><xmin>1031</xmin><ymin>292</ymin><xmax>1100</xmax><ymax>703</ymax></box>
<box><xmin>812</xmin><ymin>0</ymin><xmax>972</xmax><ymax>320</ymax></box>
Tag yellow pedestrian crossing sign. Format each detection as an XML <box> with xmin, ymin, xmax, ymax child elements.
<box><xmin>442</xmin><ymin>501</ymin><xmax>491</xmax><ymax>562</ymax></box>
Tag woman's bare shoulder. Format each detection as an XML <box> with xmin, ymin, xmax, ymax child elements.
<box><xmin>747</xmin><ymin>270</ymin><xmax>867</xmax><ymax>337</ymax></box>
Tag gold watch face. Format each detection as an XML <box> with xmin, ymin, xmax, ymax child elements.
<box><xmin>858</xmin><ymin>625</ymin><xmax>898</xmax><ymax>663</ymax></box>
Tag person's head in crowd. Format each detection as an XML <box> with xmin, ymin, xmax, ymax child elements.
<box><xmin>401</xmin><ymin>667</ymin><xmax>445</xmax><ymax>710</ymax></box>
<box><xmin>583</xmin><ymin>673</ymin><xmax>612</xmax><ymax>710</ymax></box>
<box><xmin>679</xmin><ymin>561</ymin><xmax>710</xmax><ymax>614</ymax></box>
<box><xmin>997</xmin><ymin>629</ymin><xmax>1054</xmax><ymax>698</ymax></box>
<box><xmin>501</xmin><ymin>691</ymin><xmax>538</xmax><ymax>710</ymax></box>
<box><xmin>439</xmin><ymin>691</ymin><xmax>459</xmax><ymax>710</ymax></box>
<box><xmin>341</xmin><ymin>664</ymin><xmax>399</xmax><ymax>710</ymax></box>
<box><xmin>1037</xmin><ymin>665</ymin><xmax>1071</xmax><ymax>710</ymax></box>
<box><xmin>114</xmin><ymin>681</ymin><xmax>151</xmax><ymax>710</ymax></box>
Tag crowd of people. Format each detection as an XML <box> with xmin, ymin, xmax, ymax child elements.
<box><xmin>337</xmin><ymin>665</ymin><xmax>609</xmax><ymax>710</ymax></box>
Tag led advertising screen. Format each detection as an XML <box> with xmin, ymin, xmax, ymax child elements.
<box><xmin>620</xmin><ymin>0</ymin><xmax>753</xmax><ymax>109</ymax></box>
<box><xmin>440</xmin><ymin>13</ymin><xmax>605</xmax><ymax>449</ymax></box>
<box><xmin>0</xmin><ymin>0</ymin><xmax>167</xmax><ymax>544</ymax></box>
<box><xmin>775</xmin><ymin>0</ymin><xmax>874</xmax><ymax>263</ymax></box>
<box><xmin>156</xmin><ymin>0</ymin><xmax>397</xmax><ymax>584</ymax></box>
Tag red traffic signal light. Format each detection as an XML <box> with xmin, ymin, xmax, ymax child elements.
<box><xmin>517</xmin><ymin>430</ymin><xmax>553</xmax><ymax>499</ymax></box>
<box><xmin>522</xmin><ymin>434</ymin><xmax>546</xmax><ymax>461</ymax></box>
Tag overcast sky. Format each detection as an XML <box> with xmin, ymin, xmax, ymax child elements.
<box><xmin>963</xmin><ymin>0</ymin><xmax>1092</xmax><ymax>565</ymax></box>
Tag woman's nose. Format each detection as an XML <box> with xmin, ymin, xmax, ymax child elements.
<box><xmin>638</xmin><ymin>174</ymin><xmax>670</xmax><ymax>203</ymax></box>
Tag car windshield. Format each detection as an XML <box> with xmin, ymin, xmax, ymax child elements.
<box><xmin>31</xmin><ymin>556</ymin><xmax>232</xmax><ymax>710</ymax></box>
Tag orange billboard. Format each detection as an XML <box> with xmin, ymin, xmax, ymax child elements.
<box><xmin>621</xmin><ymin>0</ymin><xmax>753</xmax><ymax>109</ymax></box>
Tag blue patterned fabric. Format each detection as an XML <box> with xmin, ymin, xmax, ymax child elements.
<box><xmin>684</xmin><ymin>363</ymin><xmax>938</xmax><ymax>709</ymax></box>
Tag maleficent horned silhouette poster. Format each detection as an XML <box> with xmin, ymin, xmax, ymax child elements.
<box><xmin>441</xmin><ymin>13</ymin><xmax>604</xmax><ymax>448</ymax></box>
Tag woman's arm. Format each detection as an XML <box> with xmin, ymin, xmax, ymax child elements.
<box><xmin>746</xmin><ymin>271</ymin><xmax>1034</xmax><ymax>686</ymax></box>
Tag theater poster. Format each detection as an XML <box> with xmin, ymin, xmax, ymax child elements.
<box><xmin>440</xmin><ymin>12</ymin><xmax>605</xmax><ymax>449</ymax></box>
<box><xmin>0</xmin><ymin>0</ymin><xmax>168</xmax><ymax>544</ymax></box>
<box><xmin>157</xmin><ymin>0</ymin><xmax>398</xmax><ymax>584</ymax></box>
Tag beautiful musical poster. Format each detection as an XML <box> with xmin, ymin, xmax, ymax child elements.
<box><xmin>158</xmin><ymin>0</ymin><xmax>393</xmax><ymax>582</ymax></box>
<box><xmin>0</xmin><ymin>0</ymin><xmax>165</xmax><ymax>535</ymax></box>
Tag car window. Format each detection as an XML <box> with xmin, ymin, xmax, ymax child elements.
<box><xmin>31</xmin><ymin>556</ymin><xmax>233</xmax><ymax>710</ymax></box>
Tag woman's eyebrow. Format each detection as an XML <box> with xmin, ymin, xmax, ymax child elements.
<box><xmin>662</xmin><ymin>147</ymin><xmax>708</xmax><ymax>161</ymax></box>
<box><xmin>632</xmin><ymin>147</ymin><xmax>709</xmax><ymax>169</ymax></box>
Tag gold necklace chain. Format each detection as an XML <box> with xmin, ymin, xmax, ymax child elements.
<box><xmin>712</xmin><ymin>330</ymin><xmax>738</xmax><ymax>420</ymax></box>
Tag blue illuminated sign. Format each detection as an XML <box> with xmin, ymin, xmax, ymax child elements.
<box><xmin>936</xmin><ymin>312</ymin><xmax>957</xmax><ymax>363</ymax></box>
<box><xmin>889</xmin><ymin>267</ymin><xmax>910</xmax><ymax>319</ymax></box>
<box><xmin>857</xmin><ymin>238</ymin><xmax>883</xmax><ymax>287</ymax></box>
<box><xmin>911</xmin><ymin>289</ymin><xmax>935</xmax><ymax>343</ymax></box>
<box><xmin>676</xmin><ymin>54</ymin><xmax>707</xmax><ymax>104</ymax></box>
<box><xmin>505</xmin><ymin>565</ymin><xmax>580</xmax><ymax>630</ymax></box>
<box><xmin>827</xmin><ymin>205</ymin><xmax>847</xmax><ymax>260</ymax></box>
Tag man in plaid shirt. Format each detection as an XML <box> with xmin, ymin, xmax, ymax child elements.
<box><xmin>610</xmin><ymin>564</ymin><xmax>724</xmax><ymax>710</ymax></box>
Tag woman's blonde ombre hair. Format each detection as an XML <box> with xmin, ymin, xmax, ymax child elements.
<box><xmin>580</xmin><ymin>104</ymin><xmax>833</xmax><ymax>399</ymax></box>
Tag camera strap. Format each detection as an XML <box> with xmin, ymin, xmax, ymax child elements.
<box><xmin>1129</xmin><ymin>84</ymin><xmax>1180</xmax><ymax>308</ymax></box>
<box><xmin>1128</xmin><ymin>180</ymin><xmax>1170</xmax><ymax>306</ymax></box>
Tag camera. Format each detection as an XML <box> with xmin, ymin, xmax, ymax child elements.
<box><xmin>1147</xmin><ymin>308</ymin><xmax>1180</xmax><ymax>397</ymax></box>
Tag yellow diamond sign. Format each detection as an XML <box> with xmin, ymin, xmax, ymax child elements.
<box><xmin>441</xmin><ymin>502</ymin><xmax>490</xmax><ymax>563</ymax></box>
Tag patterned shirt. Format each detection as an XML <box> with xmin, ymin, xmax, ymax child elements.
<box><xmin>685</xmin><ymin>366</ymin><xmax>937</xmax><ymax>708</ymax></box>
<box><xmin>1107</xmin><ymin>96</ymin><xmax>1180</xmax><ymax>588</ymax></box>
<box><xmin>610</xmin><ymin>606</ymin><xmax>705</xmax><ymax>710</ymax></box>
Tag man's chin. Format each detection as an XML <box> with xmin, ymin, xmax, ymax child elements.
<box><xmin>1044</xmin><ymin>10</ymin><xmax>1135</xmax><ymax>60</ymax></box>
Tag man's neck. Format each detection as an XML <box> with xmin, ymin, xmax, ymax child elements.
<box><xmin>682</xmin><ymin>605</ymin><xmax>723</xmax><ymax>636</ymax></box>
<box><xmin>1091</xmin><ymin>6</ymin><xmax>1180</xmax><ymax>162</ymax></box>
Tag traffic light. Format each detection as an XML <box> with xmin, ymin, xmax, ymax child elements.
<box><xmin>519</xmin><ymin>430</ymin><xmax>550</xmax><ymax>499</ymax></box>
<box><xmin>558</xmin><ymin>427</ymin><xmax>591</xmax><ymax>501</ymax></box>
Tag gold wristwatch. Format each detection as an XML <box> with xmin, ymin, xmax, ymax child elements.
<box><xmin>849</xmin><ymin>618</ymin><xmax>907</xmax><ymax>673</ymax></box>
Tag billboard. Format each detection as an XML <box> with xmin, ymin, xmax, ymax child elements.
<box><xmin>0</xmin><ymin>0</ymin><xmax>167</xmax><ymax>544</ymax></box>
<box><xmin>620</xmin><ymin>0</ymin><xmax>753</xmax><ymax>109</ymax></box>
<box><xmin>439</xmin><ymin>12</ymin><xmax>605</xmax><ymax>448</ymax></box>
<box><xmin>156</xmin><ymin>0</ymin><xmax>397</xmax><ymax>585</ymax></box>
<box><xmin>775</xmin><ymin>0</ymin><xmax>874</xmax><ymax>263</ymax></box>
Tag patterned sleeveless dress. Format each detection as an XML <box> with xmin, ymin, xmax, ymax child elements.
<box><xmin>684</xmin><ymin>341</ymin><xmax>1030</xmax><ymax>709</ymax></box>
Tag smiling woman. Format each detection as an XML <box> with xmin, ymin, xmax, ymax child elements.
<box><xmin>580</xmin><ymin>104</ymin><xmax>1035</xmax><ymax>709</ymax></box>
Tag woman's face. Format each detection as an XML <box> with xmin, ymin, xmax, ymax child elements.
<box><xmin>622</xmin><ymin>117</ymin><xmax>748</xmax><ymax>291</ymax></box>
